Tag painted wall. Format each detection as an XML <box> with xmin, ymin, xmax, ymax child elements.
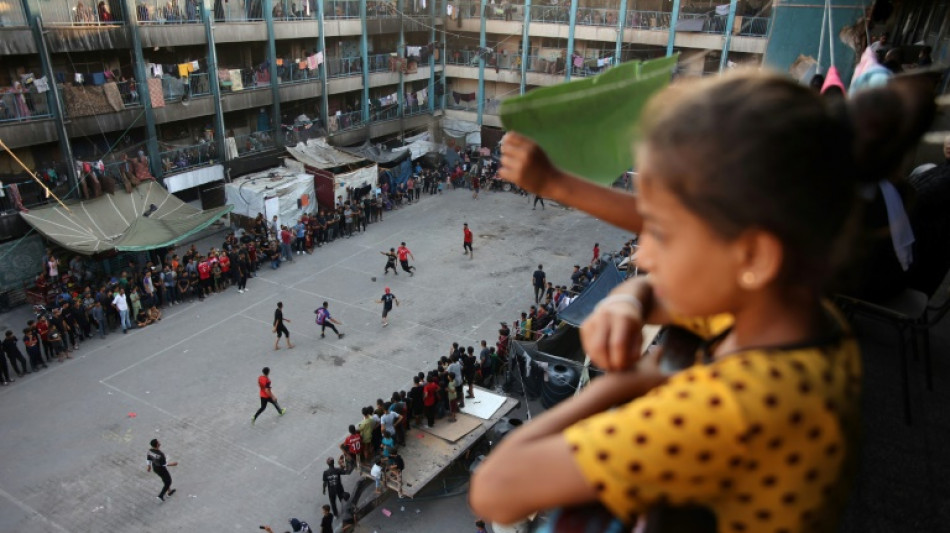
<box><xmin>763</xmin><ymin>0</ymin><xmax>864</xmax><ymax>85</ymax></box>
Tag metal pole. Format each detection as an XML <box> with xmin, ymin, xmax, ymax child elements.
<box><xmin>316</xmin><ymin>0</ymin><xmax>329</xmax><ymax>133</ymax></box>
<box><xmin>719</xmin><ymin>0</ymin><xmax>738</xmax><ymax>72</ymax></box>
<box><xmin>666</xmin><ymin>0</ymin><xmax>681</xmax><ymax>57</ymax></box>
<box><xmin>477</xmin><ymin>0</ymin><xmax>487</xmax><ymax>125</ymax></box>
<box><xmin>520</xmin><ymin>0</ymin><xmax>530</xmax><ymax>95</ymax></box>
<box><xmin>398</xmin><ymin>0</ymin><xmax>406</xmax><ymax>120</ymax></box>
<box><xmin>202</xmin><ymin>0</ymin><xmax>227</xmax><ymax>164</ymax></box>
<box><xmin>359</xmin><ymin>0</ymin><xmax>370</xmax><ymax>124</ymax></box>
<box><xmin>123</xmin><ymin>0</ymin><xmax>162</xmax><ymax>180</ymax></box>
<box><xmin>263</xmin><ymin>0</ymin><xmax>281</xmax><ymax>146</ymax></box>
<box><xmin>428</xmin><ymin>0</ymin><xmax>436</xmax><ymax>113</ymax></box>
<box><xmin>565</xmin><ymin>0</ymin><xmax>577</xmax><ymax>81</ymax></box>
<box><xmin>615</xmin><ymin>0</ymin><xmax>627</xmax><ymax>66</ymax></box>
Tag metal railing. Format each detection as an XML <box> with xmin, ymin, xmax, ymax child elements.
<box><xmin>329</xmin><ymin>110</ymin><xmax>363</xmax><ymax>132</ymax></box>
<box><xmin>324</xmin><ymin>0</ymin><xmax>359</xmax><ymax>19</ymax></box>
<box><xmin>525</xmin><ymin>55</ymin><xmax>565</xmax><ymax>75</ymax></box>
<box><xmin>277</xmin><ymin>64</ymin><xmax>321</xmax><ymax>84</ymax></box>
<box><xmin>624</xmin><ymin>10</ymin><xmax>671</xmax><ymax>30</ymax></box>
<box><xmin>326</xmin><ymin>56</ymin><xmax>362</xmax><ymax>79</ymax></box>
<box><xmin>271</xmin><ymin>0</ymin><xmax>316</xmax><ymax>20</ymax></box>
<box><xmin>36</xmin><ymin>0</ymin><xmax>124</xmax><ymax>25</ymax></box>
<box><xmin>159</xmin><ymin>142</ymin><xmax>216</xmax><ymax>175</ymax></box>
<box><xmin>115</xmin><ymin>80</ymin><xmax>143</xmax><ymax>106</ymax></box>
<box><xmin>454</xmin><ymin>2</ymin><xmax>481</xmax><ymax>19</ymax></box>
<box><xmin>446</xmin><ymin>49</ymin><xmax>478</xmax><ymax>66</ymax></box>
<box><xmin>0</xmin><ymin>0</ymin><xmax>29</xmax><ymax>26</ymax></box>
<box><xmin>367</xmin><ymin>53</ymin><xmax>392</xmax><ymax>73</ymax></box>
<box><xmin>233</xmin><ymin>129</ymin><xmax>276</xmax><ymax>155</ymax></box>
<box><xmin>135</xmin><ymin>0</ymin><xmax>200</xmax><ymax>23</ymax></box>
<box><xmin>575</xmin><ymin>7</ymin><xmax>620</xmax><ymax>27</ymax></box>
<box><xmin>159</xmin><ymin>72</ymin><xmax>211</xmax><ymax>101</ymax></box>
<box><xmin>736</xmin><ymin>16</ymin><xmax>770</xmax><ymax>37</ymax></box>
<box><xmin>529</xmin><ymin>4</ymin><xmax>569</xmax><ymax>24</ymax></box>
<box><xmin>0</xmin><ymin>91</ymin><xmax>53</xmax><ymax>124</ymax></box>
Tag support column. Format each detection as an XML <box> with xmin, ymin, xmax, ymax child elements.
<box><xmin>201</xmin><ymin>0</ymin><xmax>226</xmax><ymax>163</ymax></box>
<box><xmin>359</xmin><ymin>0</ymin><xmax>370</xmax><ymax>124</ymax></box>
<box><xmin>316</xmin><ymin>0</ymin><xmax>329</xmax><ymax>132</ymax></box>
<box><xmin>263</xmin><ymin>0</ymin><xmax>281</xmax><ymax>146</ymax></box>
<box><xmin>427</xmin><ymin>0</ymin><xmax>436</xmax><ymax>112</ymax></box>
<box><xmin>565</xmin><ymin>0</ymin><xmax>577</xmax><ymax>81</ymax></box>
<box><xmin>719</xmin><ymin>0</ymin><xmax>738</xmax><ymax>72</ymax></box>
<box><xmin>26</xmin><ymin>13</ymin><xmax>81</xmax><ymax>196</ymax></box>
<box><xmin>520</xmin><ymin>0</ymin><xmax>530</xmax><ymax>95</ymax></box>
<box><xmin>123</xmin><ymin>0</ymin><xmax>162</xmax><ymax>180</ymax></box>
<box><xmin>666</xmin><ymin>0</ymin><xmax>680</xmax><ymax>57</ymax></box>
<box><xmin>476</xmin><ymin>0</ymin><xmax>487</xmax><ymax>125</ymax></box>
<box><xmin>615</xmin><ymin>0</ymin><xmax>627</xmax><ymax>66</ymax></box>
<box><xmin>398</xmin><ymin>0</ymin><xmax>406</xmax><ymax>118</ymax></box>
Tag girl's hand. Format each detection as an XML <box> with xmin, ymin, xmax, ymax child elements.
<box><xmin>580</xmin><ymin>293</ymin><xmax>645</xmax><ymax>373</ymax></box>
<box><xmin>498</xmin><ymin>133</ymin><xmax>564</xmax><ymax>197</ymax></box>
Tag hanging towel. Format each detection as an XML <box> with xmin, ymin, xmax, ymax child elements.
<box><xmin>191</xmin><ymin>60</ymin><xmax>200</xmax><ymax>71</ymax></box>
<box><xmin>225</xmin><ymin>137</ymin><xmax>239</xmax><ymax>160</ymax></box>
<box><xmin>229</xmin><ymin>70</ymin><xmax>244</xmax><ymax>90</ymax></box>
<box><xmin>307</xmin><ymin>54</ymin><xmax>318</xmax><ymax>70</ymax></box>
<box><xmin>35</xmin><ymin>77</ymin><xmax>49</xmax><ymax>93</ymax></box>
<box><xmin>315</xmin><ymin>51</ymin><xmax>324</xmax><ymax>66</ymax></box>
<box><xmin>147</xmin><ymin>78</ymin><xmax>165</xmax><ymax>108</ymax></box>
<box><xmin>8</xmin><ymin>184</ymin><xmax>27</xmax><ymax>212</ymax></box>
<box><xmin>879</xmin><ymin>180</ymin><xmax>915</xmax><ymax>271</ymax></box>
<box><xmin>178</xmin><ymin>63</ymin><xmax>192</xmax><ymax>77</ymax></box>
<box><xmin>74</xmin><ymin>73</ymin><xmax>84</xmax><ymax>84</ymax></box>
<box><xmin>103</xmin><ymin>82</ymin><xmax>125</xmax><ymax>111</ymax></box>
<box><xmin>298</xmin><ymin>59</ymin><xmax>308</xmax><ymax>70</ymax></box>
<box><xmin>715</xmin><ymin>4</ymin><xmax>730</xmax><ymax>16</ymax></box>
<box><xmin>418</xmin><ymin>87</ymin><xmax>427</xmax><ymax>105</ymax></box>
<box><xmin>91</xmin><ymin>72</ymin><xmax>106</xmax><ymax>85</ymax></box>
<box><xmin>407</xmin><ymin>45</ymin><xmax>421</xmax><ymax>57</ymax></box>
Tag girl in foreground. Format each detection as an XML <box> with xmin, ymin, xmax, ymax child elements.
<box><xmin>470</xmin><ymin>72</ymin><xmax>933</xmax><ymax>531</ymax></box>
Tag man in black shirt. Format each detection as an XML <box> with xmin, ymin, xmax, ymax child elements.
<box><xmin>532</xmin><ymin>265</ymin><xmax>546</xmax><ymax>304</ymax></box>
<box><xmin>376</xmin><ymin>288</ymin><xmax>399</xmax><ymax>327</ymax></box>
<box><xmin>462</xmin><ymin>347</ymin><xmax>477</xmax><ymax>399</ymax></box>
<box><xmin>322</xmin><ymin>457</ymin><xmax>347</xmax><ymax>516</ymax></box>
<box><xmin>380</xmin><ymin>248</ymin><xmax>398</xmax><ymax>276</ymax></box>
<box><xmin>146</xmin><ymin>439</ymin><xmax>177</xmax><ymax>502</ymax></box>
<box><xmin>273</xmin><ymin>301</ymin><xmax>294</xmax><ymax>350</ymax></box>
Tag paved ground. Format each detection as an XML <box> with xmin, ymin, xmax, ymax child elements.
<box><xmin>0</xmin><ymin>188</ymin><xmax>627</xmax><ymax>533</ymax></box>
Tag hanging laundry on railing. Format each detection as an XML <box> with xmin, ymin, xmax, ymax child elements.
<box><xmin>147</xmin><ymin>63</ymin><xmax>163</xmax><ymax>77</ymax></box>
<box><xmin>91</xmin><ymin>72</ymin><xmax>106</xmax><ymax>86</ymax></box>
<box><xmin>715</xmin><ymin>4</ymin><xmax>730</xmax><ymax>16</ymax></box>
<box><xmin>596</xmin><ymin>57</ymin><xmax>612</xmax><ymax>67</ymax></box>
<box><xmin>406</xmin><ymin>45</ymin><xmax>422</xmax><ymax>58</ymax></box>
<box><xmin>230</xmin><ymin>70</ymin><xmax>244</xmax><ymax>91</ymax></box>
<box><xmin>103</xmin><ymin>82</ymin><xmax>125</xmax><ymax>112</ymax></box>
<box><xmin>417</xmin><ymin>87</ymin><xmax>427</xmax><ymax>105</ymax></box>
<box><xmin>191</xmin><ymin>60</ymin><xmax>200</xmax><ymax>71</ymax></box>
<box><xmin>74</xmin><ymin>73</ymin><xmax>84</xmax><ymax>84</ymax></box>
<box><xmin>307</xmin><ymin>54</ymin><xmax>319</xmax><ymax>70</ymax></box>
<box><xmin>147</xmin><ymin>78</ymin><xmax>165</xmax><ymax>108</ymax></box>
<box><xmin>35</xmin><ymin>77</ymin><xmax>49</xmax><ymax>93</ymax></box>
<box><xmin>452</xmin><ymin>91</ymin><xmax>476</xmax><ymax>104</ymax></box>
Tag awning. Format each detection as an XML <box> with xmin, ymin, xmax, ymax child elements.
<box><xmin>20</xmin><ymin>181</ymin><xmax>232</xmax><ymax>255</ymax></box>
<box><xmin>558</xmin><ymin>263</ymin><xmax>627</xmax><ymax>327</ymax></box>
<box><xmin>336</xmin><ymin>140</ymin><xmax>410</xmax><ymax>165</ymax></box>
<box><xmin>164</xmin><ymin>164</ymin><xmax>225</xmax><ymax>193</ymax></box>
<box><xmin>285</xmin><ymin>137</ymin><xmax>365</xmax><ymax>169</ymax></box>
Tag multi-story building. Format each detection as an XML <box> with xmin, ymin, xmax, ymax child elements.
<box><xmin>0</xmin><ymin>0</ymin><xmax>946</xmax><ymax>231</ymax></box>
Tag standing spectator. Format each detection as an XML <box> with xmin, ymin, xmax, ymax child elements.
<box><xmin>340</xmin><ymin>425</ymin><xmax>362</xmax><ymax>469</ymax></box>
<box><xmin>146</xmin><ymin>439</ymin><xmax>178</xmax><ymax>502</ymax></box>
<box><xmin>320</xmin><ymin>505</ymin><xmax>333</xmax><ymax>533</ymax></box>
<box><xmin>376</xmin><ymin>288</ymin><xmax>399</xmax><ymax>327</ymax></box>
<box><xmin>3</xmin><ymin>331</ymin><xmax>30</xmax><ymax>377</ymax></box>
<box><xmin>371</xmin><ymin>458</ymin><xmax>384</xmax><ymax>494</ymax></box>
<box><xmin>357</xmin><ymin>407</ymin><xmax>374</xmax><ymax>461</ymax></box>
<box><xmin>91</xmin><ymin>301</ymin><xmax>106</xmax><ymax>339</ymax></box>
<box><xmin>532</xmin><ymin>195</ymin><xmax>545</xmax><ymax>210</ymax></box>
<box><xmin>315</xmin><ymin>301</ymin><xmax>344</xmax><ymax>339</ymax></box>
<box><xmin>280</xmin><ymin>226</ymin><xmax>294</xmax><ymax>262</ymax></box>
<box><xmin>408</xmin><ymin>376</ymin><xmax>425</xmax><ymax>427</ymax></box>
<box><xmin>531</xmin><ymin>264</ymin><xmax>546</xmax><ymax>303</ymax></box>
<box><xmin>396</xmin><ymin>242</ymin><xmax>416</xmax><ymax>275</ymax></box>
<box><xmin>252</xmin><ymin>367</ymin><xmax>287</xmax><ymax>424</ymax></box>
<box><xmin>22</xmin><ymin>327</ymin><xmax>46</xmax><ymax>371</ymax></box>
<box><xmin>273</xmin><ymin>301</ymin><xmax>294</xmax><ymax>350</ymax></box>
<box><xmin>422</xmin><ymin>375</ymin><xmax>439</xmax><ymax>428</ymax></box>
<box><xmin>463</xmin><ymin>223</ymin><xmax>473</xmax><ymax>258</ymax></box>
<box><xmin>322</xmin><ymin>457</ymin><xmax>346</xmax><ymax>517</ymax></box>
<box><xmin>112</xmin><ymin>287</ymin><xmax>131</xmax><ymax>333</ymax></box>
<box><xmin>295</xmin><ymin>219</ymin><xmax>307</xmax><ymax>254</ymax></box>
<box><xmin>591</xmin><ymin>242</ymin><xmax>600</xmax><ymax>265</ymax></box>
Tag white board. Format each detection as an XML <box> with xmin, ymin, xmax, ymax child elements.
<box><xmin>459</xmin><ymin>387</ymin><xmax>508</xmax><ymax>420</ymax></box>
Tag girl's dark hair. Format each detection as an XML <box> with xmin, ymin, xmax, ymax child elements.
<box><xmin>639</xmin><ymin>71</ymin><xmax>934</xmax><ymax>286</ymax></box>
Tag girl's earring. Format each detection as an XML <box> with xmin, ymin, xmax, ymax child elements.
<box><xmin>740</xmin><ymin>271</ymin><xmax>756</xmax><ymax>288</ymax></box>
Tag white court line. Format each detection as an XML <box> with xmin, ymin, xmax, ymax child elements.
<box><xmin>100</xmin><ymin>382</ymin><xmax>297</xmax><ymax>474</ymax></box>
<box><xmin>0</xmin><ymin>485</ymin><xmax>72</xmax><ymax>533</ymax></box>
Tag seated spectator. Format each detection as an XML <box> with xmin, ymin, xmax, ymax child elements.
<box><xmin>136</xmin><ymin>309</ymin><xmax>151</xmax><ymax>328</ymax></box>
<box><xmin>148</xmin><ymin>305</ymin><xmax>162</xmax><ymax>322</ymax></box>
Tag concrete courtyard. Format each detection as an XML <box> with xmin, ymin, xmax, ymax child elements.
<box><xmin>0</xmin><ymin>188</ymin><xmax>627</xmax><ymax>532</ymax></box>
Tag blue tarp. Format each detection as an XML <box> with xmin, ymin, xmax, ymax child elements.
<box><xmin>558</xmin><ymin>262</ymin><xmax>626</xmax><ymax>327</ymax></box>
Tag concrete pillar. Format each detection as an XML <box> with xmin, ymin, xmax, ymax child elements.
<box><xmin>263</xmin><ymin>0</ymin><xmax>281</xmax><ymax>145</ymax></box>
<box><xmin>719</xmin><ymin>0</ymin><xmax>738</xmax><ymax>72</ymax></box>
<box><xmin>427</xmin><ymin>0</ymin><xmax>436</xmax><ymax>112</ymax></box>
<box><xmin>201</xmin><ymin>0</ymin><xmax>227</xmax><ymax>165</ymax></box>
<box><xmin>360</xmin><ymin>0</ymin><xmax>370</xmax><ymax>124</ymax></box>
<box><xmin>477</xmin><ymin>0</ymin><xmax>487</xmax><ymax>125</ymax></box>
<box><xmin>316</xmin><ymin>0</ymin><xmax>329</xmax><ymax>133</ymax></box>
<box><xmin>123</xmin><ymin>0</ymin><xmax>162</xmax><ymax>180</ymax></box>
<box><xmin>565</xmin><ymin>0</ymin><xmax>577</xmax><ymax>81</ymax></box>
<box><xmin>398</xmin><ymin>0</ymin><xmax>406</xmax><ymax>118</ymax></box>
<box><xmin>666</xmin><ymin>0</ymin><xmax>680</xmax><ymax>57</ymax></box>
<box><xmin>615</xmin><ymin>0</ymin><xmax>627</xmax><ymax>65</ymax></box>
<box><xmin>520</xmin><ymin>0</ymin><xmax>530</xmax><ymax>95</ymax></box>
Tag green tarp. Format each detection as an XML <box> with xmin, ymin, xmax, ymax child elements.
<box><xmin>500</xmin><ymin>54</ymin><xmax>678</xmax><ymax>185</ymax></box>
<box><xmin>20</xmin><ymin>181</ymin><xmax>232</xmax><ymax>255</ymax></box>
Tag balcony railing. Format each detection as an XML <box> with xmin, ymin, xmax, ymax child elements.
<box><xmin>115</xmin><ymin>80</ymin><xmax>143</xmax><ymax>107</ymax></box>
<box><xmin>160</xmin><ymin>73</ymin><xmax>212</xmax><ymax>101</ymax></box>
<box><xmin>0</xmin><ymin>0</ymin><xmax>29</xmax><ymax>26</ymax></box>
<box><xmin>271</xmin><ymin>0</ymin><xmax>316</xmax><ymax>20</ymax></box>
<box><xmin>329</xmin><ymin>110</ymin><xmax>363</xmax><ymax>132</ymax></box>
<box><xmin>0</xmin><ymin>90</ymin><xmax>53</xmax><ymax>124</ymax></box>
<box><xmin>36</xmin><ymin>0</ymin><xmax>123</xmax><ymax>25</ymax></box>
<box><xmin>576</xmin><ymin>7</ymin><xmax>620</xmax><ymax>27</ymax></box>
<box><xmin>624</xmin><ymin>10</ymin><xmax>672</xmax><ymax>30</ymax></box>
<box><xmin>446</xmin><ymin>49</ymin><xmax>478</xmax><ymax>66</ymax></box>
<box><xmin>525</xmin><ymin>55</ymin><xmax>565</xmax><ymax>76</ymax></box>
<box><xmin>277</xmin><ymin>64</ymin><xmax>321</xmax><ymax>84</ymax></box>
<box><xmin>326</xmin><ymin>56</ymin><xmax>362</xmax><ymax>79</ymax></box>
<box><xmin>530</xmin><ymin>5</ymin><xmax>569</xmax><ymax>24</ymax></box>
<box><xmin>136</xmin><ymin>0</ymin><xmax>201</xmax><ymax>23</ymax></box>
<box><xmin>160</xmin><ymin>141</ymin><xmax>217</xmax><ymax>175</ymax></box>
<box><xmin>233</xmin><ymin>129</ymin><xmax>277</xmax><ymax>155</ymax></box>
<box><xmin>367</xmin><ymin>53</ymin><xmax>392</xmax><ymax>73</ymax></box>
<box><xmin>454</xmin><ymin>2</ymin><xmax>481</xmax><ymax>18</ymax></box>
<box><xmin>324</xmin><ymin>0</ymin><xmax>359</xmax><ymax>19</ymax></box>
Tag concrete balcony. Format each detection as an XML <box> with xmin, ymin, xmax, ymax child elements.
<box><xmin>140</xmin><ymin>23</ymin><xmax>206</xmax><ymax>47</ymax></box>
<box><xmin>213</xmin><ymin>22</ymin><xmax>267</xmax><ymax>43</ymax></box>
<box><xmin>45</xmin><ymin>25</ymin><xmax>131</xmax><ymax>52</ymax></box>
<box><xmin>153</xmin><ymin>95</ymin><xmax>216</xmax><ymax>123</ymax></box>
<box><xmin>0</xmin><ymin>28</ymin><xmax>37</xmax><ymax>55</ymax></box>
<box><xmin>274</xmin><ymin>20</ymin><xmax>321</xmax><ymax>40</ymax></box>
<box><xmin>220</xmin><ymin>85</ymin><xmax>277</xmax><ymax>112</ymax></box>
<box><xmin>328</xmin><ymin>110</ymin><xmax>434</xmax><ymax>145</ymax></box>
<box><xmin>322</xmin><ymin>18</ymin><xmax>362</xmax><ymax>37</ymax></box>
<box><xmin>327</xmin><ymin>75</ymin><xmax>363</xmax><ymax>95</ymax></box>
<box><xmin>0</xmin><ymin>119</ymin><xmax>58</xmax><ymax>149</ymax></box>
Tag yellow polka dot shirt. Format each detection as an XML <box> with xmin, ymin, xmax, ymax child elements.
<box><xmin>563</xmin><ymin>310</ymin><xmax>861</xmax><ymax>533</ymax></box>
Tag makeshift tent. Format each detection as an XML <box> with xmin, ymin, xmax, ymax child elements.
<box><xmin>20</xmin><ymin>181</ymin><xmax>231</xmax><ymax>255</ymax></box>
<box><xmin>558</xmin><ymin>262</ymin><xmax>627</xmax><ymax>327</ymax></box>
<box><xmin>442</xmin><ymin>118</ymin><xmax>481</xmax><ymax>149</ymax></box>
<box><xmin>333</xmin><ymin>164</ymin><xmax>379</xmax><ymax>199</ymax></box>
<box><xmin>285</xmin><ymin>137</ymin><xmax>365</xmax><ymax>169</ymax></box>
<box><xmin>336</xmin><ymin>140</ymin><xmax>410</xmax><ymax>165</ymax></box>
<box><xmin>224</xmin><ymin>165</ymin><xmax>315</xmax><ymax>229</ymax></box>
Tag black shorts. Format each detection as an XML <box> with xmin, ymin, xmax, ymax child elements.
<box><xmin>382</xmin><ymin>307</ymin><xmax>392</xmax><ymax>317</ymax></box>
<box><xmin>275</xmin><ymin>323</ymin><xmax>290</xmax><ymax>338</ymax></box>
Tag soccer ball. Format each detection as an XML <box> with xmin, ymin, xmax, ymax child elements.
<box><xmin>371</xmin><ymin>277</ymin><xmax>377</xmax><ymax>282</ymax></box>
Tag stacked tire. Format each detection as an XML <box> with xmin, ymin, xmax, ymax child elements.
<box><xmin>541</xmin><ymin>364</ymin><xmax>579</xmax><ymax>409</ymax></box>
<box><xmin>521</xmin><ymin>357</ymin><xmax>543</xmax><ymax>400</ymax></box>
<box><xmin>488</xmin><ymin>417</ymin><xmax>524</xmax><ymax>448</ymax></box>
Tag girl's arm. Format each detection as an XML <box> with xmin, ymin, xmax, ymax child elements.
<box><xmin>469</xmin><ymin>369</ymin><xmax>666</xmax><ymax>523</ymax></box>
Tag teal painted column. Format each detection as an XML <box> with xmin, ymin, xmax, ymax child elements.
<box><xmin>477</xmin><ymin>0</ymin><xmax>487</xmax><ymax>125</ymax></box>
<box><xmin>719</xmin><ymin>0</ymin><xmax>738</xmax><ymax>72</ymax></box>
<box><xmin>440</xmin><ymin>0</ymin><xmax>447</xmax><ymax>112</ymax></box>
<box><xmin>615</xmin><ymin>0</ymin><xmax>627</xmax><ymax>65</ymax></box>
<box><xmin>263</xmin><ymin>0</ymin><xmax>281</xmax><ymax>146</ymax></box>
<box><xmin>666</xmin><ymin>0</ymin><xmax>680</xmax><ymax>57</ymax></box>
<box><xmin>427</xmin><ymin>0</ymin><xmax>436</xmax><ymax>112</ymax></box>
<box><xmin>520</xmin><ymin>0</ymin><xmax>530</xmax><ymax>95</ymax></box>
<box><xmin>201</xmin><ymin>0</ymin><xmax>226</xmax><ymax>163</ymax></box>
<box><xmin>359</xmin><ymin>0</ymin><xmax>370</xmax><ymax>124</ymax></box>
<box><xmin>122</xmin><ymin>0</ymin><xmax>162</xmax><ymax>180</ymax></box>
<box><xmin>316</xmin><ymin>0</ymin><xmax>329</xmax><ymax>133</ymax></box>
<box><xmin>24</xmin><ymin>11</ymin><xmax>80</xmax><ymax>195</ymax></box>
<box><xmin>565</xmin><ymin>0</ymin><xmax>577</xmax><ymax>81</ymax></box>
<box><xmin>397</xmin><ymin>0</ymin><xmax>405</xmax><ymax>118</ymax></box>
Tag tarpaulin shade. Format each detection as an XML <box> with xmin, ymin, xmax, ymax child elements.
<box><xmin>285</xmin><ymin>138</ymin><xmax>365</xmax><ymax>169</ymax></box>
<box><xmin>20</xmin><ymin>181</ymin><xmax>232</xmax><ymax>255</ymax></box>
<box><xmin>336</xmin><ymin>141</ymin><xmax>410</xmax><ymax>165</ymax></box>
<box><xmin>500</xmin><ymin>54</ymin><xmax>678</xmax><ymax>185</ymax></box>
<box><xmin>558</xmin><ymin>263</ymin><xmax>627</xmax><ymax>327</ymax></box>
<box><xmin>224</xmin><ymin>165</ymin><xmax>315</xmax><ymax>229</ymax></box>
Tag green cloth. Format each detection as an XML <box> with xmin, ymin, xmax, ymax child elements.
<box><xmin>500</xmin><ymin>55</ymin><xmax>678</xmax><ymax>185</ymax></box>
<box><xmin>20</xmin><ymin>181</ymin><xmax>232</xmax><ymax>256</ymax></box>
